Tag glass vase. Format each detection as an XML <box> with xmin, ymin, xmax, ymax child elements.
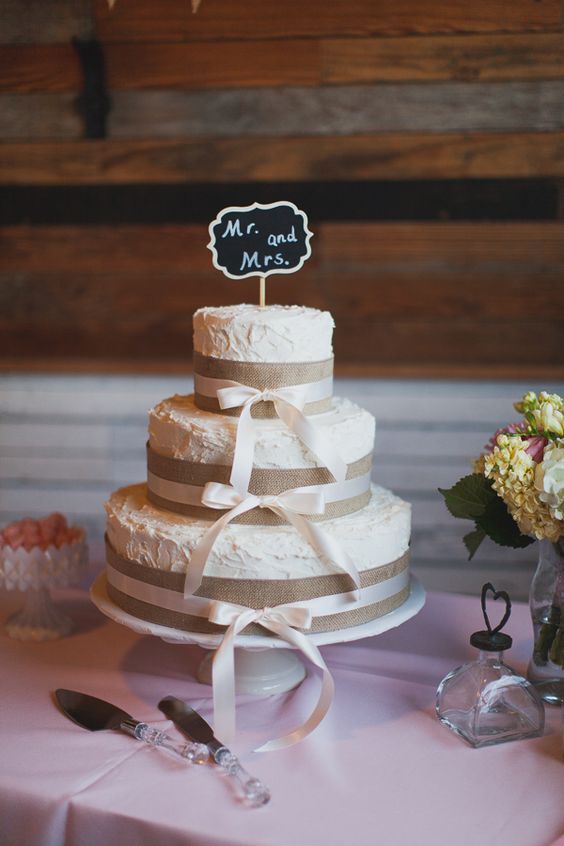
<box><xmin>437</xmin><ymin>649</ymin><xmax>544</xmax><ymax>748</ymax></box>
<box><xmin>528</xmin><ymin>538</ymin><xmax>564</xmax><ymax>704</ymax></box>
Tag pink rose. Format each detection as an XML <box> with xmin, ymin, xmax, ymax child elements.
<box><xmin>484</xmin><ymin>423</ymin><xmax>525</xmax><ymax>454</ymax></box>
<box><xmin>523</xmin><ymin>435</ymin><xmax>549</xmax><ymax>463</ymax></box>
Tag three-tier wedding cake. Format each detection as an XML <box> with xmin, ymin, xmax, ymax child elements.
<box><xmin>104</xmin><ymin>303</ymin><xmax>412</xmax><ymax>637</ymax></box>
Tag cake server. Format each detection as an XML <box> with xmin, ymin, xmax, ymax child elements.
<box><xmin>55</xmin><ymin>689</ymin><xmax>208</xmax><ymax>764</ymax></box>
<box><xmin>158</xmin><ymin>696</ymin><xmax>270</xmax><ymax>807</ymax></box>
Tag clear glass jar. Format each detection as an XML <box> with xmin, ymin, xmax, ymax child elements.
<box><xmin>437</xmin><ymin>649</ymin><xmax>545</xmax><ymax>748</ymax></box>
<box><xmin>528</xmin><ymin>539</ymin><xmax>564</xmax><ymax>705</ymax></box>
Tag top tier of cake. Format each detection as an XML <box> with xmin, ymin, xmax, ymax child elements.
<box><xmin>193</xmin><ymin>304</ymin><xmax>334</xmax><ymax>363</ymax></box>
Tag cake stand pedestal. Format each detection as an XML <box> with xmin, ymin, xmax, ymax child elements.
<box><xmin>91</xmin><ymin>574</ymin><xmax>425</xmax><ymax>696</ymax></box>
<box><xmin>197</xmin><ymin>647</ymin><xmax>306</xmax><ymax>695</ymax></box>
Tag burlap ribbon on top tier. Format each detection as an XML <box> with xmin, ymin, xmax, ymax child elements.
<box><xmin>193</xmin><ymin>352</ymin><xmax>334</xmax><ymax>417</ymax></box>
<box><xmin>146</xmin><ymin>444</ymin><xmax>372</xmax><ymax>523</ymax></box>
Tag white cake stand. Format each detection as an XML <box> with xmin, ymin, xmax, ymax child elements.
<box><xmin>91</xmin><ymin>573</ymin><xmax>425</xmax><ymax>695</ymax></box>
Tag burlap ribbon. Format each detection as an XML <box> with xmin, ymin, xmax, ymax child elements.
<box><xmin>105</xmin><ymin>539</ymin><xmax>410</xmax><ymax>634</ymax></box>
<box><xmin>183</xmin><ymin>483</ymin><xmax>362</xmax><ymax>599</ymax></box>
<box><xmin>146</xmin><ymin>444</ymin><xmax>372</xmax><ymax>523</ymax></box>
<box><xmin>193</xmin><ymin>353</ymin><xmax>334</xmax><ymax>417</ymax></box>
<box><xmin>148</xmin><ymin>445</ymin><xmax>371</xmax><ymax>491</ymax></box>
<box><xmin>215</xmin><ymin>381</ymin><xmax>347</xmax><ymax>494</ymax></box>
<box><xmin>105</xmin><ymin>542</ymin><xmax>410</xmax><ymax>750</ymax></box>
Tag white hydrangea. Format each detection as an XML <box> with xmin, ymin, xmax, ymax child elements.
<box><xmin>535</xmin><ymin>443</ymin><xmax>564</xmax><ymax>522</ymax></box>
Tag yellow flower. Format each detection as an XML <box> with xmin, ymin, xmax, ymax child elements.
<box><xmin>484</xmin><ymin>435</ymin><xmax>562</xmax><ymax>541</ymax></box>
<box><xmin>532</xmin><ymin>402</ymin><xmax>564</xmax><ymax>437</ymax></box>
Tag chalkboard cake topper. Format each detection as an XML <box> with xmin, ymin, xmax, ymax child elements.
<box><xmin>207</xmin><ymin>201</ymin><xmax>313</xmax><ymax>305</ymax></box>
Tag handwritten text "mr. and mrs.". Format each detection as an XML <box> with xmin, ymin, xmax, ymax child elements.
<box><xmin>221</xmin><ymin>218</ymin><xmax>299</xmax><ymax>272</ymax></box>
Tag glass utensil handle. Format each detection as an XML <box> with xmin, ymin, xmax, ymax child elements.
<box><xmin>214</xmin><ymin>747</ymin><xmax>271</xmax><ymax>807</ymax></box>
<box><xmin>120</xmin><ymin>719</ymin><xmax>209</xmax><ymax>764</ymax></box>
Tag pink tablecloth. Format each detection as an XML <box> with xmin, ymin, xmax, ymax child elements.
<box><xmin>1</xmin><ymin>587</ymin><xmax>562</xmax><ymax>846</ymax></box>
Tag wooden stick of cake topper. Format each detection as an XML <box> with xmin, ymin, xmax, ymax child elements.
<box><xmin>259</xmin><ymin>275</ymin><xmax>266</xmax><ymax>308</ymax></box>
<box><xmin>207</xmin><ymin>202</ymin><xmax>313</xmax><ymax>308</ymax></box>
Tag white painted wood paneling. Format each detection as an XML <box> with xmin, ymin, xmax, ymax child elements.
<box><xmin>1</xmin><ymin>375</ymin><xmax>561</xmax><ymax>600</ymax></box>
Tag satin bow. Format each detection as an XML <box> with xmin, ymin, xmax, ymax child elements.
<box><xmin>184</xmin><ymin>482</ymin><xmax>361</xmax><ymax>599</ymax></box>
<box><xmin>216</xmin><ymin>382</ymin><xmax>347</xmax><ymax>494</ymax></box>
<box><xmin>208</xmin><ymin>599</ymin><xmax>335</xmax><ymax>752</ymax></box>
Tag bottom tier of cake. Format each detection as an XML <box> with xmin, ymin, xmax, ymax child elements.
<box><xmin>105</xmin><ymin>482</ymin><xmax>411</xmax><ymax>635</ymax></box>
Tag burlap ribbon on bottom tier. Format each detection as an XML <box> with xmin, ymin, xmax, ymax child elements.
<box><xmin>105</xmin><ymin>539</ymin><xmax>410</xmax><ymax>751</ymax></box>
<box><xmin>105</xmin><ymin>539</ymin><xmax>409</xmax><ymax>635</ymax></box>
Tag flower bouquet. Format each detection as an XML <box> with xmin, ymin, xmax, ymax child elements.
<box><xmin>439</xmin><ymin>391</ymin><xmax>564</xmax><ymax>687</ymax></box>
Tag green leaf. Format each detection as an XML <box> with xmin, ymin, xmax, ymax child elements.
<box><xmin>438</xmin><ymin>474</ymin><xmax>496</xmax><ymax>520</ymax></box>
<box><xmin>476</xmin><ymin>496</ymin><xmax>535</xmax><ymax>550</ymax></box>
<box><xmin>441</xmin><ymin>473</ymin><xmax>534</xmax><ymax>555</ymax></box>
<box><xmin>463</xmin><ymin>506</ymin><xmax>532</xmax><ymax>559</ymax></box>
<box><xmin>463</xmin><ymin>527</ymin><xmax>486</xmax><ymax>560</ymax></box>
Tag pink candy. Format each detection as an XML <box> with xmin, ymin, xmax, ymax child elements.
<box><xmin>0</xmin><ymin>513</ymin><xmax>83</xmax><ymax>551</ymax></box>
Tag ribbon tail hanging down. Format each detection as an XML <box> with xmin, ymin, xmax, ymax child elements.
<box><xmin>209</xmin><ymin>605</ymin><xmax>259</xmax><ymax>743</ymax></box>
<box><xmin>253</xmin><ymin>620</ymin><xmax>335</xmax><ymax>753</ymax></box>
<box><xmin>228</xmin><ymin>396</ymin><xmax>259</xmax><ymax>494</ymax></box>
<box><xmin>208</xmin><ymin>601</ymin><xmax>334</xmax><ymax>752</ymax></box>
<box><xmin>216</xmin><ymin>383</ymin><xmax>348</xmax><ymax>494</ymax></box>
<box><xmin>273</xmin><ymin>396</ymin><xmax>347</xmax><ymax>485</ymax></box>
<box><xmin>183</xmin><ymin>485</ymin><xmax>360</xmax><ymax>600</ymax></box>
<box><xmin>183</xmin><ymin>491</ymin><xmax>259</xmax><ymax>598</ymax></box>
<box><xmin>272</xmin><ymin>507</ymin><xmax>361</xmax><ymax>597</ymax></box>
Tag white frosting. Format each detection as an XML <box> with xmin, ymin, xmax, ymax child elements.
<box><xmin>193</xmin><ymin>304</ymin><xmax>334</xmax><ymax>362</ymax></box>
<box><xmin>106</xmin><ymin>483</ymin><xmax>411</xmax><ymax>580</ymax></box>
<box><xmin>149</xmin><ymin>395</ymin><xmax>375</xmax><ymax>468</ymax></box>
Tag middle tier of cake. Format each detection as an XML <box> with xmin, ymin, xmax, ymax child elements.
<box><xmin>149</xmin><ymin>394</ymin><xmax>374</xmax><ymax>468</ymax></box>
<box><xmin>146</xmin><ymin>394</ymin><xmax>375</xmax><ymax>521</ymax></box>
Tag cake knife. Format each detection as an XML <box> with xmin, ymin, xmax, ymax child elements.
<box><xmin>158</xmin><ymin>696</ymin><xmax>270</xmax><ymax>807</ymax></box>
<box><xmin>55</xmin><ymin>689</ymin><xmax>209</xmax><ymax>764</ymax></box>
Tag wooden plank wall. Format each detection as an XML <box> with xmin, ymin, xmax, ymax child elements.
<box><xmin>0</xmin><ymin>0</ymin><xmax>563</xmax><ymax>375</ymax></box>
<box><xmin>3</xmin><ymin>373</ymin><xmax>562</xmax><ymax>599</ymax></box>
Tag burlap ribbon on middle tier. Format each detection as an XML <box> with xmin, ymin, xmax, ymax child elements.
<box><xmin>146</xmin><ymin>444</ymin><xmax>372</xmax><ymax>523</ymax></box>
